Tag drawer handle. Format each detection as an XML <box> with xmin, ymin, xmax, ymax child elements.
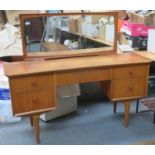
<box><xmin>32</xmin><ymin>97</ymin><xmax>38</xmax><ymax>103</ymax></box>
<box><xmin>31</xmin><ymin>81</ymin><xmax>37</xmax><ymax>87</ymax></box>
<box><xmin>129</xmin><ymin>71</ymin><xmax>134</xmax><ymax>76</ymax></box>
<box><xmin>128</xmin><ymin>86</ymin><xmax>133</xmax><ymax>90</ymax></box>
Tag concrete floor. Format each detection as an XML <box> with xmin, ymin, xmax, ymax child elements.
<box><xmin>0</xmin><ymin>99</ymin><xmax>155</xmax><ymax>145</ymax></box>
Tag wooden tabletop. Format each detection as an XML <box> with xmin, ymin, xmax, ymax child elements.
<box><xmin>134</xmin><ymin>51</ymin><xmax>155</xmax><ymax>61</ymax></box>
<box><xmin>4</xmin><ymin>53</ymin><xmax>151</xmax><ymax>77</ymax></box>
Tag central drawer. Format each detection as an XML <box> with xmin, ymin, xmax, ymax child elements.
<box><xmin>113</xmin><ymin>64</ymin><xmax>149</xmax><ymax>79</ymax></box>
<box><xmin>56</xmin><ymin>68</ymin><xmax>112</xmax><ymax>85</ymax></box>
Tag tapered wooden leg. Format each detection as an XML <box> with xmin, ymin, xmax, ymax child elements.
<box><xmin>136</xmin><ymin>99</ymin><xmax>139</xmax><ymax>113</ymax></box>
<box><xmin>124</xmin><ymin>101</ymin><xmax>130</xmax><ymax>128</ymax></box>
<box><xmin>30</xmin><ymin>116</ymin><xmax>33</xmax><ymax>127</ymax></box>
<box><xmin>153</xmin><ymin>112</ymin><xmax>155</xmax><ymax>124</ymax></box>
<box><xmin>113</xmin><ymin>102</ymin><xmax>117</xmax><ymax>113</ymax></box>
<box><xmin>32</xmin><ymin>114</ymin><xmax>40</xmax><ymax>144</ymax></box>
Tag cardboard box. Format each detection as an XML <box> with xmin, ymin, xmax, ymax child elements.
<box><xmin>78</xmin><ymin>20</ymin><xmax>82</xmax><ymax>34</ymax></box>
<box><xmin>118</xmin><ymin>10</ymin><xmax>127</xmax><ymax>19</ymax></box>
<box><xmin>85</xmin><ymin>15</ymin><xmax>103</xmax><ymax>24</ymax></box>
<box><xmin>0</xmin><ymin>11</ymin><xmax>7</xmax><ymax>30</ymax></box>
<box><xmin>105</xmin><ymin>24</ymin><xmax>114</xmax><ymax>42</ymax></box>
<box><xmin>77</xmin><ymin>17</ymin><xmax>85</xmax><ymax>34</ymax></box>
<box><xmin>128</xmin><ymin>11</ymin><xmax>155</xmax><ymax>26</ymax></box>
<box><xmin>78</xmin><ymin>16</ymin><xmax>86</xmax><ymax>34</ymax></box>
<box><xmin>147</xmin><ymin>29</ymin><xmax>155</xmax><ymax>52</ymax></box>
<box><xmin>40</xmin><ymin>84</ymin><xmax>80</xmax><ymax>121</ymax></box>
<box><xmin>69</xmin><ymin>19</ymin><xmax>78</xmax><ymax>33</ymax></box>
<box><xmin>40</xmin><ymin>96</ymin><xmax>78</xmax><ymax>121</ymax></box>
<box><xmin>85</xmin><ymin>23</ymin><xmax>99</xmax><ymax>37</ymax></box>
<box><xmin>79</xmin><ymin>18</ymin><xmax>99</xmax><ymax>37</ymax></box>
<box><xmin>99</xmin><ymin>25</ymin><xmax>105</xmax><ymax>39</ymax></box>
<box><xmin>57</xmin><ymin>84</ymin><xmax>80</xmax><ymax>98</ymax></box>
<box><xmin>121</xmin><ymin>20</ymin><xmax>155</xmax><ymax>37</ymax></box>
<box><xmin>5</xmin><ymin>10</ymin><xmax>39</xmax><ymax>25</ymax></box>
<box><xmin>125</xmin><ymin>34</ymin><xmax>148</xmax><ymax>50</ymax></box>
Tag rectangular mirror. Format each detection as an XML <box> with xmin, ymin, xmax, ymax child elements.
<box><xmin>20</xmin><ymin>12</ymin><xmax>118</xmax><ymax>59</ymax></box>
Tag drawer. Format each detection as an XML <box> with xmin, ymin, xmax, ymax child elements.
<box><xmin>11</xmin><ymin>89</ymin><xmax>56</xmax><ymax>115</ymax></box>
<box><xmin>110</xmin><ymin>77</ymin><xmax>148</xmax><ymax>100</ymax></box>
<box><xmin>56</xmin><ymin>68</ymin><xmax>112</xmax><ymax>85</ymax></box>
<box><xmin>113</xmin><ymin>64</ymin><xmax>149</xmax><ymax>79</ymax></box>
<box><xmin>10</xmin><ymin>74</ymin><xmax>53</xmax><ymax>93</ymax></box>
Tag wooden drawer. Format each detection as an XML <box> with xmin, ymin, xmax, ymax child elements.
<box><xmin>9</xmin><ymin>74</ymin><xmax>56</xmax><ymax>116</ymax></box>
<box><xmin>11</xmin><ymin>89</ymin><xmax>56</xmax><ymax>116</ymax></box>
<box><xmin>109</xmin><ymin>77</ymin><xmax>148</xmax><ymax>100</ymax></box>
<box><xmin>56</xmin><ymin>68</ymin><xmax>112</xmax><ymax>86</ymax></box>
<box><xmin>113</xmin><ymin>64</ymin><xmax>149</xmax><ymax>79</ymax></box>
<box><xmin>10</xmin><ymin>74</ymin><xmax>53</xmax><ymax>93</ymax></box>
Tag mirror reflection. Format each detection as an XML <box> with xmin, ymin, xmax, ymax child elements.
<box><xmin>23</xmin><ymin>14</ymin><xmax>115</xmax><ymax>56</ymax></box>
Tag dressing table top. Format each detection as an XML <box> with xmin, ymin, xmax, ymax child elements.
<box><xmin>4</xmin><ymin>53</ymin><xmax>151</xmax><ymax>77</ymax></box>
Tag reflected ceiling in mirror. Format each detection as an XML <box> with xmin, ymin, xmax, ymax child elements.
<box><xmin>20</xmin><ymin>12</ymin><xmax>118</xmax><ymax>59</ymax></box>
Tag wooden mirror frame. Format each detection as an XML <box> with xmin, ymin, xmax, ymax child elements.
<box><xmin>20</xmin><ymin>11</ymin><xmax>118</xmax><ymax>60</ymax></box>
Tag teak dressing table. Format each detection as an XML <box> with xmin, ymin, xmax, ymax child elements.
<box><xmin>3</xmin><ymin>12</ymin><xmax>152</xmax><ymax>143</ymax></box>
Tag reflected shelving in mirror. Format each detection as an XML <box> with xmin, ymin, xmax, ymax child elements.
<box><xmin>20</xmin><ymin>12</ymin><xmax>118</xmax><ymax>59</ymax></box>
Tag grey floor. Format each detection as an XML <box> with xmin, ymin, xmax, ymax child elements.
<box><xmin>1</xmin><ymin>98</ymin><xmax>155</xmax><ymax>145</ymax></box>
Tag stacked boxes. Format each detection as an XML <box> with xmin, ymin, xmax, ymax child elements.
<box><xmin>0</xmin><ymin>62</ymin><xmax>21</xmax><ymax>123</ymax></box>
<box><xmin>69</xmin><ymin>19</ymin><xmax>78</xmax><ymax>33</ymax></box>
<box><xmin>128</xmin><ymin>11</ymin><xmax>155</xmax><ymax>26</ymax></box>
<box><xmin>121</xmin><ymin>12</ymin><xmax>155</xmax><ymax>50</ymax></box>
<box><xmin>5</xmin><ymin>10</ymin><xmax>39</xmax><ymax>26</ymax></box>
<box><xmin>40</xmin><ymin>84</ymin><xmax>80</xmax><ymax>121</ymax></box>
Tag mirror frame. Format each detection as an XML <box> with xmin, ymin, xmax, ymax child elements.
<box><xmin>20</xmin><ymin>11</ymin><xmax>118</xmax><ymax>60</ymax></box>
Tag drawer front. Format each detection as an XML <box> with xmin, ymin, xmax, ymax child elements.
<box><xmin>56</xmin><ymin>68</ymin><xmax>112</xmax><ymax>85</ymax></box>
<box><xmin>11</xmin><ymin>89</ymin><xmax>56</xmax><ymax>115</ymax></box>
<box><xmin>110</xmin><ymin>77</ymin><xmax>148</xmax><ymax>100</ymax></box>
<box><xmin>113</xmin><ymin>64</ymin><xmax>149</xmax><ymax>79</ymax></box>
<box><xmin>10</xmin><ymin>74</ymin><xmax>53</xmax><ymax>93</ymax></box>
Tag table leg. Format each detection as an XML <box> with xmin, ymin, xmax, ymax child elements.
<box><xmin>124</xmin><ymin>101</ymin><xmax>130</xmax><ymax>128</ymax></box>
<box><xmin>136</xmin><ymin>99</ymin><xmax>139</xmax><ymax>113</ymax></box>
<box><xmin>30</xmin><ymin>116</ymin><xmax>33</xmax><ymax>127</ymax></box>
<box><xmin>153</xmin><ymin>112</ymin><xmax>155</xmax><ymax>124</ymax></box>
<box><xmin>32</xmin><ymin>114</ymin><xmax>40</xmax><ymax>144</ymax></box>
<box><xmin>113</xmin><ymin>102</ymin><xmax>117</xmax><ymax>114</ymax></box>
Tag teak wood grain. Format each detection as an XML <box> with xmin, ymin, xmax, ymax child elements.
<box><xmin>134</xmin><ymin>51</ymin><xmax>155</xmax><ymax>61</ymax></box>
<box><xmin>112</xmin><ymin>64</ymin><xmax>149</xmax><ymax>79</ymax></box>
<box><xmin>4</xmin><ymin>53</ymin><xmax>151</xmax><ymax>143</ymax></box>
<box><xmin>4</xmin><ymin>53</ymin><xmax>151</xmax><ymax>77</ymax></box>
<box><xmin>56</xmin><ymin>68</ymin><xmax>112</xmax><ymax>86</ymax></box>
<box><xmin>9</xmin><ymin>74</ymin><xmax>57</xmax><ymax>116</ymax></box>
<box><xmin>4</xmin><ymin>11</ymin><xmax>153</xmax><ymax>144</ymax></box>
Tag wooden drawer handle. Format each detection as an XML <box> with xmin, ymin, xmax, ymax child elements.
<box><xmin>128</xmin><ymin>86</ymin><xmax>133</xmax><ymax>90</ymax></box>
<box><xmin>31</xmin><ymin>81</ymin><xmax>37</xmax><ymax>87</ymax></box>
<box><xmin>32</xmin><ymin>97</ymin><xmax>38</xmax><ymax>103</ymax></box>
<box><xmin>129</xmin><ymin>71</ymin><xmax>134</xmax><ymax>75</ymax></box>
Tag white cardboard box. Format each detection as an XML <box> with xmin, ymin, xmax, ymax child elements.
<box><xmin>40</xmin><ymin>84</ymin><xmax>80</xmax><ymax>121</ymax></box>
<box><xmin>40</xmin><ymin>96</ymin><xmax>78</xmax><ymax>121</ymax></box>
<box><xmin>147</xmin><ymin>29</ymin><xmax>155</xmax><ymax>53</ymax></box>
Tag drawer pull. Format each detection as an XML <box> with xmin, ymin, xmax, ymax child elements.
<box><xmin>129</xmin><ymin>71</ymin><xmax>134</xmax><ymax>76</ymax></box>
<box><xmin>31</xmin><ymin>81</ymin><xmax>37</xmax><ymax>87</ymax></box>
<box><xmin>128</xmin><ymin>86</ymin><xmax>133</xmax><ymax>90</ymax></box>
<box><xmin>32</xmin><ymin>97</ymin><xmax>38</xmax><ymax>103</ymax></box>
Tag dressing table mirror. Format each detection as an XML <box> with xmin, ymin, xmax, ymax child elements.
<box><xmin>20</xmin><ymin>12</ymin><xmax>118</xmax><ymax>59</ymax></box>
